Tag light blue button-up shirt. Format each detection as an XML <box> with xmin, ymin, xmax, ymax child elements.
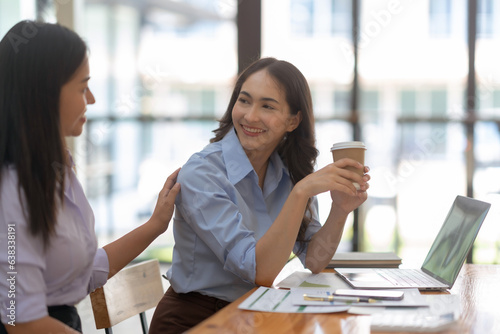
<box><xmin>0</xmin><ymin>155</ymin><xmax>109</xmax><ymax>324</ymax></box>
<box><xmin>167</xmin><ymin>128</ymin><xmax>321</xmax><ymax>302</ymax></box>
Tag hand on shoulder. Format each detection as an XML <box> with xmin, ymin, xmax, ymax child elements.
<box><xmin>149</xmin><ymin>168</ymin><xmax>181</xmax><ymax>234</ymax></box>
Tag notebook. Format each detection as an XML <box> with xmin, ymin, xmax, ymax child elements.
<box><xmin>327</xmin><ymin>252</ymin><xmax>402</xmax><ymax>268</ymax></box>
<box><xmin>336</xmin><ymin>195</ymin><xmax>491</xmax><ymax>291</ymax></box>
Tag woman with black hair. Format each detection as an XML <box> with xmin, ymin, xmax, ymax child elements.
<box><xmin>0</xmin><ymin>21</ymin><xmax>180</xmax><ymax>334</ymax></box>
<box><xmin>149</xmin><ymin>57</ymin><xmax>370</xmax><ymax>333</ymax></box>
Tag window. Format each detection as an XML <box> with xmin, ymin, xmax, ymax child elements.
<box><xmin>361</xmin><ymin>90</ymin><xmax>379</xmax><ymax>122</ymax></box>
<box><xmin>0</xmin><ymin>0</ymin><xmax>35</xmax><ymax>34</ymax></box>
<box><xmin>290</xmin><ymin>0</ymin><xmax>350</xmax><ymax>38</ymax></box>
<box><xmin>400</xmin><ymin>90</ymin><xmax>417</xmax><ymax>152</ymax></box>
<box><xmin>79</xmin><ymin>1</ymin><xmax>237</xmax><ymax>246</ymax></box>
<box><xmin>430</xmin><ymin>90</ymin><xmax>447</xmax><ymax>156</ymax></box>
<box><xmin>331</xmin><ymin>0</ymin><xmax>351</xmax><ymax>37</ymax></box>
<box><xmin>265</xmin><ymin>0</ymin><xmax>499</xmax><ymax>260</ymax></box>
<box><xmin>477</xmin><ymin>0</ymin><xmax>494</xmax><ymax>38</ymax></box>
<box><xmin>291</xmin><ymin>0</ymin><xmax>314</xmax><ymax>36</ymax></box>
<box><xmin>429</xmin><ymin>0</ymin><xmax>452</xmax><ymax>38</ymax></box>
<box><xmin>333</xmin><ymin>90</ymin><xmax>350</xmax><ymax>118</ymax></box>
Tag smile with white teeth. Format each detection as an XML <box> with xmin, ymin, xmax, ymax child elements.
<box><xmin>242</xmin><ymin>125</ymin><xmax>265</xmax><ymax>133</ymax></box>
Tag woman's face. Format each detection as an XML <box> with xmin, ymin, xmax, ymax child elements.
<box><xmin>232</xmin><ymin>69</ymin><xmax>301</xmax><ymax>161</ymax></box>
<box><xmin>59</xmin><ymin>56</ymin><xmax>95</xmax><ymax>137</ymax></box>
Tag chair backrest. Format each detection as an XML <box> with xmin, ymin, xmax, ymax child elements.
<box><xmin>90</xmin><ymin>259</ymin><xmax>164</xmax><ymax>334</ymax></box>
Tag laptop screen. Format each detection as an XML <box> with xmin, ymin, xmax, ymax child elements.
<box><xmin>421</xmin><ymin>196</ymin><xmax>490</xmax><ymax>286</ymax></box>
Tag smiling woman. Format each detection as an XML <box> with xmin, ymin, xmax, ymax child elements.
<box><xmin>232</xmin><ymin>69</ymin><xmax>302</xmax><ymax>184</ymax></box>
<box><xmin>149</xmin><ymin>57</ymin><xmax>370</xmax><ymax>334</ymax></box>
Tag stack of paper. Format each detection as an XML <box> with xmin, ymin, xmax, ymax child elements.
<box><xmin>238</xmin><ymin>286</ymin><xmax>428</xmax><ymax>313</ymax></box>
<box><xmin>291</xmin><ymin>287</ymin><xmax>427</xmax><ymax>307</ymax></box>
<box><xmin>238</xmin><ymin>287</ymin><xmax>350</xmax><ymax>313</ymax></box>
<box><xmin>240</xmin><ymin>270</ymin><xmax>461</xmax><ymax>327</ymax></box>
<box><xmin>328</xmin><ymin>252</ymin><xmax>402</xmax><ymax>268</ymax></box>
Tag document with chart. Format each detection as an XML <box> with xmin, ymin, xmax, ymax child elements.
<box><xmin>238</xmin><ymin>287</ymin><xmax>349</xmax><ymax>313</ymax></box>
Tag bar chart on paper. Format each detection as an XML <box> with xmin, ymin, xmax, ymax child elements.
<box><xmin>238</xmin><ymin>287</ymin><xmax>349</xmax><ymax>313</ymax></box>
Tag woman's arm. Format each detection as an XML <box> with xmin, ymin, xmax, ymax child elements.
<box><xmin>103</xmin><ymin>168</ymin><xmax>180</xmax><ymax>278</ymax></box>
<box><xmin>4</xmin><ymin>316</ymin><xmax>80</xmax><ymax>334</ymax></box>
<box><xmin>255</xmin><ymin>159</ymin><xmax>369</xmax><ymax>286</ymax></box>
<box><xmin>305</xmin><ymin>182</ymin><xmax>368</xmax><ymax>273</ymax></box>
<box><xmin>254</xmin><ymin>184</ymin><xmax>310</xmax><ymax>286</ymax></box>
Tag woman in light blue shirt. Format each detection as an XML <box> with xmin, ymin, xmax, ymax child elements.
<box><xmin>0</xmin><ymin>21</ymin><xmax>180</xmax><ymax>334</ymax></box>
<box><xmin>150</xmin><ymin>57</ymin><xmax>370</xmax><ymax>333</ymax></box>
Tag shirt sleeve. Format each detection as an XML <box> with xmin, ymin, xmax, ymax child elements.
<box><xmin>176</xmin><ymin>156</ymin><xmax>257</xmax><ymax>284</ymax></box>
<box><xmin>87</xmin><ymin>248</ymin><xmax>109</xmax><ymax>293</ymax></box>
<box><xmin>0</xmin><ymin>174</ymin><xmax>49</xmax><ymax>324</ymax></box>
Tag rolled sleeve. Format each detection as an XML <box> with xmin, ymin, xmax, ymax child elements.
<box><xmin>0</xmin><ymin>267</ymin><xmax>49</xmax><ymax>324</ymax></box>
<box><xmin>88</xmin><ymin>248</ymin><xmax>109</xmax><ymax>293</ymax></box>
<box><xmin>0</xmin><ymin>290</ymin><xmax>48</xmax><ymax>324</ymax></box>
<box><xmin>223</xmin><ymin>234</ymin><xmax>256</xmax><ymax>284</ymax></box>
<box><xmin>0</xmin><ymin>176</ymin><xmax>49</xmax><ymax>323</ymax></box>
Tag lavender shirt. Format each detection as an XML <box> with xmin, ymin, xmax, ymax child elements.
<box><xmin>0</xmin><ymin>158</ymin><xmax>109</xmax><ymax>324</ymax></box>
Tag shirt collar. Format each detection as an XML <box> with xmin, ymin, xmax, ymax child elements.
<box><xmin>221</xmin><ymin>128</ymin><xmax>254</xmax><ymax>185</ymax></box>
<box><xmin>267</xmin><ymin>148</ymin><xmax>288</xmax><ymax>182</ymax></box>
<box><xmin>221</xmin><ymin>128</ymin><xmax>290</xmax><ymax>187</ymax></box>
<box><xmin>66</xmin><ymin>149</ymin><xmax>76</xmax><ymax>169</ymax></box>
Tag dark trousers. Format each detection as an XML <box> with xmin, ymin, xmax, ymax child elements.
<box><xmin>0</xmin><ymin>305</ymin><xmax>81</xmax><ymax>333</ymax></box>
<box><xmin>149</xmin><ymin>286</ymin><xmax>230</xmax><ymax>334</ymax></box>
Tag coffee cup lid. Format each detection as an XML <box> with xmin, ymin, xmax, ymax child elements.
<box><xmin>330</xmin><ymin>141</ymin><xmax>366</xmax><ymax>151</ymax></box>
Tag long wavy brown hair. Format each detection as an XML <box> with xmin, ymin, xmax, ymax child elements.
<box><xmin>211</xmin><ymin>57</ymin><xmax>318</xmax><ymax>254</ymax></box>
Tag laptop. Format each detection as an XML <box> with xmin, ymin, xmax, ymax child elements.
<box><xmin>336</xmin><ymin>195</ymin><xmax>491</xmax><ymax>291</ymax></box>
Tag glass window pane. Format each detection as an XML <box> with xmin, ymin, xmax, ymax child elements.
<box><xmin>400</xmin><ymin>90</ymin><xmax>417</xmax><ymax>118</ymax></box>
<box><xmin>477</xmin><ymin>0</ymin><xmax>494</xmax><ymax>38</ymax></box>
<box><xmin>331</xmin><ymin>0</ymin><xmax>351</xmax><ymax>37</ymax></box>
<box><xmin>473</xmin><ymin>122</ymin><xmax>500</xmax><ymax>264</ymax></box>
<box><xmin>263</xmin><ymin>0</ymin><xmax>355</xmax><ymax>249</ymax></box>
<box><xmin>475</xmin><ymin>0</ymin><xmax>500</xmax><ymax>264</ymax></box>
<box><xmin>358</xmin><ymin>0</ymin><xmax>468</xmax><ymax>259</ymax></box>
<box><xmin>80</xmin><ymin>1</ymin><xmax>236</xmax><ymax>247</ymax></box>
<box><xmin>333</xmin><ymin>89</ymin><xmax>350</xmax><ymax>118</ymax></box>
<box><xmin>291</xmin><ymin>0</ymin><xmax>314</xmax><ymax>36</ymax></box>
<box><xmin>429</xmin><ymin>0</ymin><xmax>452</xmax><ymax>38</ymax></box>
<box><xmin>361</xmin><ymin>90</ymin><xmax>379</xmax><ymax>122</ymax></box>
<box><xmin>263</xmin><ymin>0</ymin><xmax>353</xmax><ymax>83</ymax></box>
<box><xmin>395</xmin><ymin>123</ymin><xmax>466</xmax><ymax>265</ymax></box>
<box><xmin>476</xmin><ymin>3</ymin><xmax>500</xmax><ymax>118</ymax></box>
<box><xmin>0</xmin><ymin>0</ymin><xmax>35</xmax><ymax>35</ymax></box>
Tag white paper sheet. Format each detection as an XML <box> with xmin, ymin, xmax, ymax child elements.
<box><xmin>290</xmin><ymin>287</ymin><xmax>428</xmax><ymax>307</ymax></box>
<box><xmin>276</xmin><ymin>271</ymin><xmax>352</xmax><ymax>289</ymax></box>
<box><xmin>238</xmin><ymin>286</ymin><xmax>349</xmax><ymax>313</ymax></box>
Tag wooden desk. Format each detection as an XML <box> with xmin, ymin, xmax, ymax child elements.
<box><xmin>187</xmin><ymin>265</ymin><xmax>500</xmax><ymax>333</ymax></box>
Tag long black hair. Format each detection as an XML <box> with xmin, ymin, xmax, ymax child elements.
<box><xmin>0</xmin><ymin>20</ymin><xmax>88</xmax><ymax>247</ymax></box>
<box><xmin>211</xmin><ymin>58</ymin><xmax>318</xmax><ymax>254</ymax></box>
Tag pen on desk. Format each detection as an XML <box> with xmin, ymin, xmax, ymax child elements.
<box><xmin>303</xmin><ymin>294</ymin><xmax>378</xmax><ymax>303</ymax></box>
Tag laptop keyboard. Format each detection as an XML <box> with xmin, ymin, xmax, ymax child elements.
<box><xmin>376</xmin><ymin>269</ymin><xmax>442</xmax><ymax>287</ymax></box>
